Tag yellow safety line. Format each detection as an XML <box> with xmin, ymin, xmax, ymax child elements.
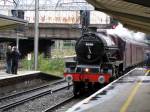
<box><xmin>120</xmin><ymin>70</ymin><xmax>150</xmax><ymax>112</ymax></box>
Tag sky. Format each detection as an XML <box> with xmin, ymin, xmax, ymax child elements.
<box><xmin>0</xmin><ymin>0</ymin><xmax>89</xmax><ymax>6</ymax></box>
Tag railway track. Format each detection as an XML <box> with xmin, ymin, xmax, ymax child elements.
<box><xmin>0</xmin><ymin>68</ymin><xmax>135</xmax><ymax>112</ymax></box>
<box><xmin>0</xmin><ymin>79</ymin><xmax>65</xmax><ymax>101</ymax></box>
<box><xmin>43</xmin><ymin>96</ymin><xmax>74</xmax><ymax>112</ymax></box>
<box><xmin>0</xmin><ymin>79</ymin><xmax>71</xmax><ymax>111</ymax></box>
<box><xmin>44</xmin><ymin>68</ymin><xmax>139</xmax><ymax>112</ymax></box>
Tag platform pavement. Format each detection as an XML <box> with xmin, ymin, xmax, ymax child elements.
<box><xmin>67</xmin><ymin>68</ymin><xmax>150</xmax><ymax>112</ymax></box>
<box><xmin>0</xmin><ymin>70</ymin><xmax>40</xmax><ymax>80</ymax></box>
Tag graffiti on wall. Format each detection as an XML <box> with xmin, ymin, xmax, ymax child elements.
<box><xmin>25</xmin><ymin>11</ymin><xmax>80</xmax><ymax>24</ymax></box>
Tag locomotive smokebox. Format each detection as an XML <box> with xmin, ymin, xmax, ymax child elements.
<box><xmin>75</xmin><ymin>33</ymin><xmax>107</xmax><ymax>64</ymax></box>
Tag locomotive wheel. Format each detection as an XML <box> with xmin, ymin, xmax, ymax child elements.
<box><xmin>109</xmin><ymin>76</ymin><xmax>115</xmax><ymax>82</ymax></box>
<box><xmin>118</xmin><ymin>63</ymin><xmax>123</xmax><ymax>76</ymax></box>
<box><xmin>119</xmin><ymin>71</ymin><xmax>123</xmax><ymax>76</ymax></box>
<box><xmin>115</xmin><ymin>66</ymin><xmax>120</xmax><ymax>78</ymax></box>
<box><xmin>88</xmin><ymin>83</ymin><xmax>92</xmax><ymax>90</ymax></box>
<box><xmin>73</xmin><ymin>82</ymin><xmax>81</xmax><ymax>97</ymax></box>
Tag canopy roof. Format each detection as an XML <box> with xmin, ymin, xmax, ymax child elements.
<box><xmin>0</xmin><ymin>14</ymin><xmax>27</xmax><ymax>30</ymax></box>
<box><xmin>86</xmin><ymin>0</ymin><xmax>150</xmax><ymax>33</ymax></box>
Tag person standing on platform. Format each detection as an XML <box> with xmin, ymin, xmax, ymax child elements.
<box><xmin>6</xmin><ymin>46</ymin><xmax>12</xmax><ymax>73</ymax></box>
<box><xmin>11</xmin><ymin>46</ymin><xmax>20</xmax><ymax>74</ymax></box>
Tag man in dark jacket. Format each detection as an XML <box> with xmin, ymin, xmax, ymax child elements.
<box><xmin>11</xmin><ymin>46</ymin><xmax>20</xmax><ymax>74</ymax></box>
<box><xmin>6</xmin><ymin>46</ymin><xmax>12</xmax><ymax>73</ymax></box>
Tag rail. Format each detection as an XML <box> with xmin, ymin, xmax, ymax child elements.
<box><xmin>0</xmin><ymin>79</ymin><xmax>71</xmax><ymax>111</ymax></box>
<box><xmin>43</xmin><ymin>96</ymin><xmax>74</xmax><ymax>112</ymax></box>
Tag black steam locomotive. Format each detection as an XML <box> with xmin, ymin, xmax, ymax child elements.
<box><xmin>64</xmin><ymin>31</ymin><xmax>145</xmax><ymax>96</ymax></box>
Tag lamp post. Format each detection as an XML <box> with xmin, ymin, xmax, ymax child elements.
<box><xmin>34</xmin><ymin>0</ymin><xmax>39</xmax><ymax>70</ymax></box>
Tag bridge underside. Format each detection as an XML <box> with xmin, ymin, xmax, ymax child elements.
<box><xmin>25</xmin><ymin>23</ymin><xmax>112</xmax><ymax>40</ymax></box>
<box><xmin>0</xmin><ymin>23</ymin><xmax>112</xmax><ymax>40</ymax></box>
<box><xmin>25</xmin><ymin>24</ymin><xmax>81</xmax><ymax>40</ymax></box>
<box><xmin>86</xmin><ymin>0</ymin><xmax>150</xmax><ymax>33</ymax></box>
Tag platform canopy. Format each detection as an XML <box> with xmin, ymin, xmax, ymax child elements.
<box><xmin>0</xmin><ymin>14</ymin><xmax>27</xmax><ymax>30</ymax></box>
<box><xmin>86</xmin><ymin>0</ymin><xmax>150</xmax><ymax>33</ymax></box>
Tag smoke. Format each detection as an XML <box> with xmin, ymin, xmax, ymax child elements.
<box><xmin>107</xmin><ymin>23</ymin><xmax>148</xmax><ymax>46</ymax></box>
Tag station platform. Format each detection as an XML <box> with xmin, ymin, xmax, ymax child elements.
<box><xmin>67</xmin><ymin>68</ymin><xmax>150</xmax><ymax>112</ymax></box>
<box><xmin>0</xmin><ymin>70</ymin><xmax>40</xmax><ymax>80</ymax></box>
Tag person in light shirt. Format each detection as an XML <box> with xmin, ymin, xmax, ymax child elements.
<box><xmin>6</xmin><ymin>46</ymin><xmax>12</xmax><ymax>74</ymax></box>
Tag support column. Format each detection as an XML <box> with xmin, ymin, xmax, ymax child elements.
<box><xmin>34</xmin><ymin>0</ymin><xmax>39</xmax><ymax>70</ymax></box>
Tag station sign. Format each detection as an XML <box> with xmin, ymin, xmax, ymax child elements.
<box><xmin>27</xmin><ymin>53</ymin><xmax>32</xmax><ymax>61</ymax></box>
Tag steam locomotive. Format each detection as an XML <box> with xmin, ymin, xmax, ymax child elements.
<box><xmin>64</xmin><ymin>31</ymin><xmax>145</xmax><ymax>96</ymax></box>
